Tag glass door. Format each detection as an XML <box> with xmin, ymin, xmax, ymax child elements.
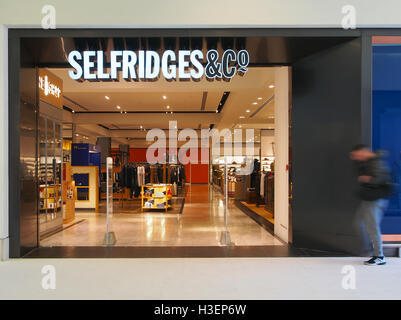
<box><xmin>38</xmin><ymin>116</ymin><xmax>63</xmax><ymax>239</ymax></box>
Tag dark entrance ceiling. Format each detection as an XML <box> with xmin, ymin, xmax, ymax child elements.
<box><xmin>20</xmin><ymin>35</ymin><xmax>358</xmax><ymax>67</ymax></box>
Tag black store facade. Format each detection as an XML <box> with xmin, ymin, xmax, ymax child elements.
<box><xmin>8</xmin><ymin>28</ymin><xmax>388</xmax><ymax>258</ymax></box>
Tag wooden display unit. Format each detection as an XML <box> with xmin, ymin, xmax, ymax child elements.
<box><xmin>71</xmin><ymin>165</ymin><xmax>99</xmax><ymax>213</ymax></box>
<box><xmin>39</xmin><ymin>184</ymin><xmax>62</xmax><ymax>211</ymax></box>
<box><xmin>141</xmin><ymin>184</ymin><xmax>173</xmax><ymax>212</ymax></box>
<box><xmin>63</xmin><ymin>162</ymin><xmax>75</xmax><ymax>224</ymax></box>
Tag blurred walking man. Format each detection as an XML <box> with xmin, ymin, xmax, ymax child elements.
<box><xmin>350</xmin><ymin>144</ymin><xmax>392</xmax><ymax>266</ymax></box>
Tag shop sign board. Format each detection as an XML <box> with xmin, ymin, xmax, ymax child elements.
<box><xmin>38</xmin><ymin>68</ymin><xmax>63</xmax><ymax>108</ymax></box>
<box><xmin>68</xmin><ymin>49</ymin><xmax>250</xmax><ymax>81</ymax></box>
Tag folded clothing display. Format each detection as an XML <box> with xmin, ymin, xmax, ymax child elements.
<box><xmin>141</xmin><ymin>184</ymin><xmax>173</xmax><ymax>211</ymax></box>
<box><xmin>156</xmin><ymin>202</ymin><xmax>166</xmax><ymax>208</ymax></box>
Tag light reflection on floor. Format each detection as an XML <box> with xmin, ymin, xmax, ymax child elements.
<box><xmin>41</xmin><ymin>184</ymin><xmax>283</xmax><ymax>247</ymax></box>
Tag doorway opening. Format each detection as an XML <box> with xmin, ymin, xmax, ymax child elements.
<box><xmin>21</xmin><ymin>36</ymin><xmax>291</xmax><ymax>254</ymax></box>
<box><xmin>12</xmin><ymin>30</ymin><xmax>363</xmax><ymax>258</ymax></box>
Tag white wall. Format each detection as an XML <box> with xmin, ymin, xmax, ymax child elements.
<box><xmin>0</xmin><ymin>24</ymin><xmax>8</xmax><ymax>260</ymax></box>
<box><xmin>2</xmin><ymin>0</ymin><xmax>401</xmax><ymax>28</ymax></box>
<box><xmin>274</xmin><ymin>67</ymin><xmax>289</xmax><ymax>243</ymax></box>
<box><xmin>2</xmin><ymin>0</ymin><xmax>401</xmax><ymax>259</ymax></box>
<box><xmin>261</xmin><ymin>130</ymin><xmax>275</xmax><ymax>157</ymax></box>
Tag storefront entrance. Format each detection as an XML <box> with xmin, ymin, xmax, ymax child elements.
<box><xmin>9</xmin><ymin>28</ymin><xmax>373</xmax><ymax>258</ymax></box>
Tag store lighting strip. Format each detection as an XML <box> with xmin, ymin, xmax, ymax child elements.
<box><xmin>249</xmin><ymin>95</ymin><xmax>274</xmax><ymax>118</ymax></box>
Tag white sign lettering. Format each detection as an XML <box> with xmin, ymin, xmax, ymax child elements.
<box><xmin>68</xmin><ymin>49</ymin><xmax>250</xmax><ymax>81</ymax></box>
<box><xmin>38</xmin><ymin>75</ymin><xmax>61</xmax><ymax>98</ymax></box>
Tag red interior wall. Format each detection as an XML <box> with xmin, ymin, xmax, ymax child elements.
<box><xmin>129</xmin><ymin>148</ymin><xmax>148</xmax><ymax>162</ymax></box>
<box><xmin>188</xmin><ymin>163</ymin><xmax>209</xmax><ymax>183</ymax></box>
<box><xmin>186</xmin><ymin>148</ymin><xmax>209</xmax><ymax>184</ymax></box>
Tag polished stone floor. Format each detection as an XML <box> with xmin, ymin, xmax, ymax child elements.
<box><xmin>41</xmin><ymin>184</ymin><xmax>283</xmax><ymax>247</ymax></box>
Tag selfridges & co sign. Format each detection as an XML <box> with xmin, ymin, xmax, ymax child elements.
<box><xmin>68</xmin><ymin>49</ymin><xmax>250</xmax><ymax>81</ymax></box>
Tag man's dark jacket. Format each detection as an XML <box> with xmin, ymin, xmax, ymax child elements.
<box><xmin>354</xmin><ymin>150</ymin><xmax>392</xmax><ymax>201</ymax></box>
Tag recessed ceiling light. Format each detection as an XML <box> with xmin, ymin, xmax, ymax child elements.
<box><xmin>257</xmin><ymin>97</ymin><xmax>262</xmax><ymax>100</ymax></box>
<box><xmin>216</xmin><ymin>110</ymin><xmax>218</xmax><ymax>113</ymax></box>
<box><xmin>252</xmin><ymin>102</ymin><xmax>257</xmax><ymax>105</ymax></box>
<box><xmin>239</xmin><ymin>116</ymin><xmax>245</xmax><ymax>119</ymax></box>
<box><xmin>116</xmin><ymin>105</ymin><xmax>121</xmax><ymax>109</ymax></box>
<box><xmin>246</xmin><ymin>109</ymin><xmax>250</xmax><ymax>113</ymax></box>
<box><xmin>163</xmin><ymin>95</ymin><xmax>167</xmax><ymax>100</ymax></box>
<box><xmin>269</xmin><ymin>85</ymin><xmax>275</xmax><ymax>89</ymax></box>
<box><xmin>105</xmin><ymin>95</ymin><xmax>110</xmax><ymax>100</ymax></box>
<box><xmin>239</xmin><ymin>125</ymin><xmax>242</xmax><ymax>128</ymax></box>
<box><xmin>72</xmin><ymin>110</ymin><xmax>75</xmax><ymax>113</ymax></box>
<box><xmin>140</xmin><ymin>125</ymin><xmax>143</xmax><ymax>129</ymax></box>
<box><xmin>75</xmin><ymin>134</ymin><xmax>79</xmax><ymax>136</ymax></box>
<box><xmin>166</xmin><ymin>105</ymin><xmax>170</xmax><ymax>109</ymax></box>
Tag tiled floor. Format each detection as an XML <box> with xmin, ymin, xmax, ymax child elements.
<box><xmin>41</xmin><ymin>184</ymin><xmax>283</xmax><ymax>247</ymax></box>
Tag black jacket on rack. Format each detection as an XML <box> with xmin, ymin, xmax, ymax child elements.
<box><xmin>120</xmin><ymin>164</ymin><xmax>141</xmax><ymax>197</ymax></box>
<box><xmin>250</xmin><ymin>159</ymin><xmax>261</xmax><ymax>189</ymax></box>
<box><xmin>170</xmin><ymin>166</ymin><xmax>179</xmax><ymax>184</ymax></box>
<box><xmin>179</xmin><ymin>166</ymin><xmax>186</xmax><ymax>182</ymax></box>
<box><xmin>170</xmin><ymin>165</ymin><xmax>186</xmax><ymax>185</ymax></box>
<box><xmin>145</xmin><ymin>165</ymin><xmax>151</xmax><ymax>184</ymax></box>
<box><xmin>157</xmin><ymin>165</ymin><xmax>164</xmax><ymax>183</ymax></box>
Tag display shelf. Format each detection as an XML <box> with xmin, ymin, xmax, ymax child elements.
<box><xmin>143</xmin><ymin>195</ymin><xmax>173</xmax><ymax>199</ymax></box>
<box><xmin>39</xmin><ymin>184</ymin><xmax>62</xmax><ymax>211</ymax></box>
<box><xmin>261</xmin><ymin>156</ymin><xmax>275</xmax><ymax>172</ymax></box>
<box><xmin>141</xmin><ymin>184</ymin><xmax>173</xmax><ymax>212</ymax></box>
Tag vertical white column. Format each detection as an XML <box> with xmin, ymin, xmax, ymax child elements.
<box><xmin>0</xmin><ymin>25</ymin><xmax>9</xmax><ymax>260</ymax></box>
<box><xmin>274</xmin><ymin>67</ymin><xmax>289</xmax><ymax>243</ymax></box>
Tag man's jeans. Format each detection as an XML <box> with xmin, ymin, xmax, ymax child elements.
<box><xmin>355</xmin><ymin>199</ymin><xmax>389</xmax><ymax>257</ymax></box>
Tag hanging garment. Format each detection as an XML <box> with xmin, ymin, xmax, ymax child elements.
<box><xmin>170</xmin><ymin>166</ymin><xmax>179</xmax><ymax>184</ymax></box>
<box><xmin>157</xmin><ymin>165</ymin><xmax>163</xmax><ymax>183</ymax></box>
<box><xmin>179</xmin><ymin>165</ymin><xmax>186</xmax><ymax>184</ymax></box>
<box><xmin>120</xmin><ymin>166</ymin><xmax>127</xmax><ymax>188</ymax></box>
<box><xmin>149</xmin><ymin>166</ymin><xmax>157</xmax><ymax>184</ymax></box>
<box><xmin>145</xmin><ymin>165</ymin><xmax>151</xmax><ymax>184</ymax></box>
<box><xmin>137</xmin><ymin>166</ymin><xmax>145</xmax><ymax>186</ymax></box>
<box><xmin>173</xmin><ymin>182</ymin><xmax>178</xmax><ymax>196</ymax></box>
<box><xmin>260</xmin><ymin>172</ymin><xmax>266</xmax><ymax>197</ymax></box>
<box><xmin>127</xmin><ymin>166</ymin><xmax>134</xmax><ymax>190</ymax></box>
<box><xmin>250</xmin><ymin>159</ymin><xmax>260</xmax><ymax>188</ymax></box>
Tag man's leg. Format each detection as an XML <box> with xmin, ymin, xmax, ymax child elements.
<box><xmin>363</xmin><ymin>199</ymin><xmax>388</xmax><ymax>257</ymax></box>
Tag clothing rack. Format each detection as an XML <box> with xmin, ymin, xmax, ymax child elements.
<box><xmin>127</xmin><ymin>161</ymin><xmax>149</xmax><ymax>165</ymax></box>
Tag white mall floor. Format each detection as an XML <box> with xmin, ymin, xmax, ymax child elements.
<box><xmin>1</xmin><ymin>257</ymin><xmax>401</xmax><ymax>299</ymax></box>
<box><xmin>41</xmin><ymin>184</ymin><xmax>283</xmax><ymax>247</ymax></box>
<box><xmin>5</xmin><ymin>184</ymin><xmax>400</xmax><ymax>300</ymax></box>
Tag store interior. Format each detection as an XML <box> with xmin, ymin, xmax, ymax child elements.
<box><xmin>33</xmin><ymin>37</ymin><xmax>287</xmax><ymax>247</ymax></box>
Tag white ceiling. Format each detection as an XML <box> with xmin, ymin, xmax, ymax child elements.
<box><xmin>50</xmin><ymin>67</ymin><xmax>277</xmax><ymax>147</ymax></box>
